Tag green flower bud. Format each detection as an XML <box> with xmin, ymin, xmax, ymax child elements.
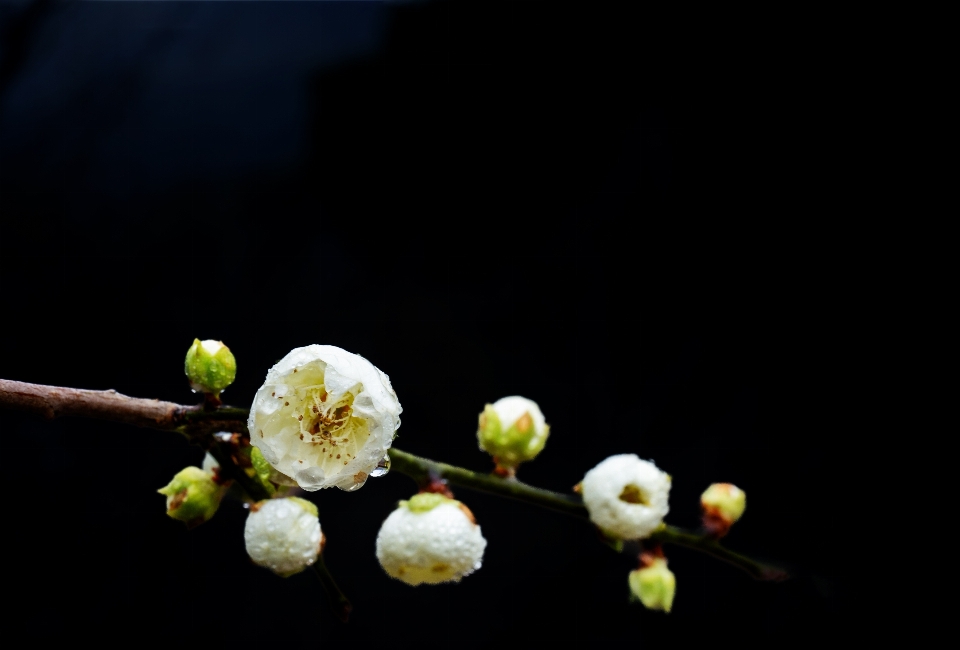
<box><xmin>629</xmin><ymin>557</ymin><xmax>676</xmax><ymax>613</ymax></box>
<box><xmin>184</xmin><ymin>339</ymin><xmax>236</xmax><ymax>395</ymax></box>
<box><xmin>477</xmin><ymin>396</ymin><xmax>550</xmax><ymax>469</ymax></box>
<box><xmin>158</xmin><ymin>466</ymin><xmax>225</xmax><ymax>528</ymax></box>
<box><xmin>701</xmin><ymin>483</ymin><xmax>746</xmax><ymax>537</ymax></box>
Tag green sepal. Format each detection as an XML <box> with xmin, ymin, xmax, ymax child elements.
<box><xmin>402</xmin><ymin>492</ymin><xmax>455</xmax><ymax>513</ymax></box>
<box><xmin>249</xmin><ymin>447</ymin><xmax>277</xmax><ymax>497</ymax></box>
<box><xmin>287</xmin><ymin>496</ymin><xmax>319</xmax><ymax>519</ymax></box>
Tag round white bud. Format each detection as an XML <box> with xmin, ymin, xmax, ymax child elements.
<box><xmin>244</xmin><ymin>497</ymin><xmax>322</xmax><ymax>577</ymax></box>
<box><xmin>375</xmin><ymin>493</ymin><xmax>487</xmax><ymax>586</ymax></box>
<box><xmin>580</xmin><ymin>454</ymin><xmax>671</xmax><ymax>540</ymax></box>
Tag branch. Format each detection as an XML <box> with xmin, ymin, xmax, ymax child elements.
<box><xmin>0</xmin><ymin>378</ymin><xmax>787</xmax><ymax>582</ymax></box>
<box><xmin>0</xmin><ymin>379</ymin><xmax>248</xmax><ymax>439</ymax></box>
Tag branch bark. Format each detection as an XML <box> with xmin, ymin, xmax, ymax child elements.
<box><xmin>0</xmin><ymin>379</ymin><xmax>248</xmax><ymax>439</ymax></box>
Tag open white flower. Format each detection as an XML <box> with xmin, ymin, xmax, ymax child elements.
<box><xmin>244</xmin><ymin>497</ymin><xmax>322</xmax><ymax>577</ymax></box>
<box><xmin>580</xmin><ymin>454</ymin><xmax>671</xmax><ymax>540</ymax></box>
<box><xmin>248</xmin><ymin>345</ymin><xmax>401</xmax><ymax>492</ymax></box>
<box><xmin>375</xmin><ymin>493</ymin><xmax>487</xmax><ymax>586</ymax></box>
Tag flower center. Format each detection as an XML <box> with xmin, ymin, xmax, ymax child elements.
<box><xmin>296</xmin><ymin>386</ymin><xmax>354</xmax><ymax>443</ymax></box>
<box><xmin>619</xmin><ymin>484</ymin><xmax>650</xmax><ymax>506</ymax></box>
<box><xmin>288</xmin><ymin>381</ymin><xmax>371</xmax><ymax>477</ymax></box>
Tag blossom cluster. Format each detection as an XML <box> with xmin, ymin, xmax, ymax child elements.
<box><xmin>157</xmin><ymin>342</ymin><xmax>747</xmax><ymax>612</ymax></box>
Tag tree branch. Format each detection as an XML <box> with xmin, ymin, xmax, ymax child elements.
<box><xmin>0</xmin><ymin>379</ymin><xmax>247</xmax><ymax>439</ymax></box>
<box><xmin>0</xmin><ymin>377</ymin><xmax>787</xmax><ymax>582</ymax></box>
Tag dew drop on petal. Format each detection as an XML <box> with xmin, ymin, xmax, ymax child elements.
<box><xmin>343</xmin><ymin>480</ymin><xmax>366</xmax><ymax>492</ymax></box>
<box><xmin>370</xmin><ymin>453</ymin><xmax>391</xmax><ymax>478</ymax></box>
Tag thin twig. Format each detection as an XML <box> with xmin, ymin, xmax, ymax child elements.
<box><xmin>311</xmin><ymin>556</ymin><xmax>352</xmax><ymax>623</ymax></box>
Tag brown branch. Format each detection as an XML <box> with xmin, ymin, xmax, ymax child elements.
<box><xmin>0</xmin><ymin>379</ymin><xmax>248</xmax><ymax>440</ymax></box>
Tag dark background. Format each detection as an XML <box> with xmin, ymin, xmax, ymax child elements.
<box><xmin>0</xmin><ymin>1</ymin><xmax>845</xmax><ymax>643</ymax></box>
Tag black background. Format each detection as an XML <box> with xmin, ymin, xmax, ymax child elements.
<box><xmin>1</xmin><ymin>1</ymin><xmax>845</xmax><ymax>643</ymax></box>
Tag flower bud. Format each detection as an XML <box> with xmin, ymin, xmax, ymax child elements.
<box><xmin>629</xmin><ymin>557</ymin><xmax>676</xmax><ymax>613</ymax></box>
<box><xmin>248</xmin><ymin>345</ymin><xmax>401</xmax><ymax>492</ymax></box>
<box><xmin>244</xmin><ymin>497</ymin><xmax>322</xmax><ymax>577</ymax></box>
<box><xmin>375</xmin><ymin>493</ymin><xmax>487</xmax><ymax>586</ymax></box>
<box><xmin>701</xmin><ymin>483</ymin><xmax>746</xmax><ymax>537</ymax></box>
<box><xmin>184</xmin><ymin>339</ymin><xmax>237</xmax><ymax>395</ymax></box>
<box><xmin>580</xmin><ymin>454</ymin><xmax>671</xmax><ymax>540</ymax></box>
<box><xmin>477</xmin><ymin>396</ymin><xmax>550</xmax><ymax>469</ymax></box>
<box><xmin>158</xmin><ymin>466</ymin><xmax>225</xmax><ymax>528</ymax></box>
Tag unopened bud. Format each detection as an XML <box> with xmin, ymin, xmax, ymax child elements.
<box><xmin>184</xmin><ymin>338</ymin><xmax>236</xmax><ymax>395</ymax></box>
<box><xmin>244</xmin><ymin>497</ymin><xmax>323</xmax><ymax>577</ymax></box>
<box><xmin>477</xmin><ymin>396</ymin><xmax>550</xmax><ymax>470</ymax></box>
<box><xmin>629</xmin><ymin>557</ymin><xmax>676</xmax><ymax>613</ymax></box>
<box><xmin>376</xmin><ymin>493</ymin><xmax>487</xmax><ymax>586</ymax></box>
<box><xmin>701</xmin><ymin>483</ymin><xmax>746</xmax><ymax>537</ymax></box>
<box><xmin>158</xmin><ymin>466</ymin><xmax>224</xmax><ymax>528</ymax></box>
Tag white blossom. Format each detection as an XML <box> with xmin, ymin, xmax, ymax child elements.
<box><xmin>375</xmin><ymin>494</ymin><xmax>487</xmax><ymax>586</ymax></box>
<box><xmin>244</xmin><ymin>497</ymin><xmax>322</xmax><ymax>577</ymax></box>
<box><xmin>580</xmin><ymin>454</ymin><xmax>671</xmax><ymax>540</ymax></box>
<box><xmin>248</xmin><ymin>345</ymin><xmax>401</xmax><ymax>491</ymax></box>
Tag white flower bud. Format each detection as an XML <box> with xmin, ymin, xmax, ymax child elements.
<box><xmin>580</xmin><ymin>454</ymin><xmax>671</xmax><ymax>540</ymax></box>
<box><xmin>247</xmin><ymin>345</ymin><xmax>402</xmax><ymax>492</ymax></box>
<box><xmin>244</xmin><ymin>497</ymin><xmax>322</xmax><ymax>577</ymax></box>
<box><xmin>477</xmin><ymin>396</ymin><xmax>550</xmax><ymax>468</ymax></box>
<box><xmin>375</xmin><ymin>493</ymin><xmax>487</xmax><ymax>586</ymax></box>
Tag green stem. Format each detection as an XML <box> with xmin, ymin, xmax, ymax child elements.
<box><xmin>311</xmin><ymin>556</ymin><xmax>352</xmax><ymax>623</ymax></box>
<box><xmin>387</xmin><ymin>447</ymin><xmax>786</xmax><ymax>582</ymax></box>
<box><xmin>388</xmin><ymin>448</ymin><xmax>587</xmax><ymax>518</ymax></box>
<box><xmin>648</xmin><ymin>527</ymin><xmax>788</xmax><ymax>581</ymax></box>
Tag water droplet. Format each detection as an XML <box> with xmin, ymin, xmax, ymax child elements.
<box><xmin>343</xmin><ymin>479</ymin><xmax>366</xmax><ymax>492</ymax></box>
<box><xmin>370</xmin><ymin>454</ymin><xmax>391</xmax><ymax>478</ymax></box>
